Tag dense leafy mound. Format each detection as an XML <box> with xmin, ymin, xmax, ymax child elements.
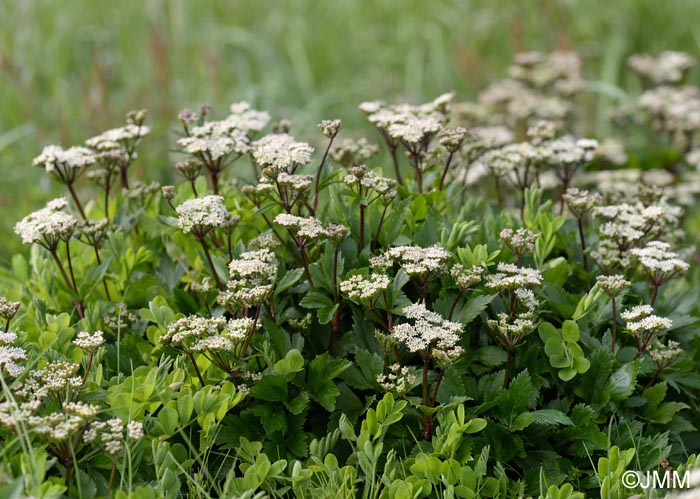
<box><xmin>1</xmin><ymin>51</ymin><xmax>700</xmax><ymax>499</ymax></box>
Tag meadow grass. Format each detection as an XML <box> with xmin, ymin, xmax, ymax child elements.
<box><xmin>1</xmin><ymin>0</ymin><xmax>700</xmax><ymax>258</ymax></box>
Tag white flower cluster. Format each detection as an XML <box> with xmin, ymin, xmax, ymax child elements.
<box><xmin>86</xmin><ymin>124</ymin><xmax>150</xmax><ymax>151</ymax></box>
<box><xmin>563</xmin><ymin>188</ymin><xmax>602</xmax><ymax>217</ymax></box>
<box><xmin>73</xmin><ymin>330</ymin><xmax>105</xmax><ymax>352</ymax></box>
<box><xmin>500</xmin><ymin>227</ymin><xmax>538</xmax><ymax>256</ymax></box>
<box><xmin>274</xmin><ymin>214</ymin><xmax>336</xmax><ymax>242</ymax></box>
<box><xmin>391</xmin><ymin>303</ymin><xmax>463</xmax><ymax>356</ymax></box>
<box><xmin>450</xmin><ymin>264</ymin><xmax>484</xmax><ymax>289</ymax></box>
<box><xmin>360</xmin><ymin>93</ymin><xmax>453</xmax><ymax>145</ymax></box>
<box><xmin>621</xmin><ymin>305</ymin><xmax>673</xmax><ymax>335</ymax></box>
<box><xmin>376</xmin><ymin>363</ymin><xmax>416</xmax><ymax>395</ymax></box>
<box><xmin>596</xmin><ymin>274</ymin><xmax>631</xmax><ymax>297</ymax></box>
<box><xmin>331</xmin><ymin>137</ymin><xmax>379</xmax><ymax>166</ymax></box>
<box><xmin>488</xmin><ymin>314</ymin><xmax>536</xmax><ymax>339</ymax></box>
<box><xmin>385</xmin><ymin>245</ymin><xmax>451</xmax><ymax>277</ymax></box>
<box><xmin>177</xmin><ymin>102</ymin><xmax>268</xmax><ymax>162</ymax></box>
<box><xmin>178</xmin><ymin>131</ymin><xmax>249</xmax><ymax>160</ymax></box>
<box><xmin>340</xmin><ymin>273</ymin><xmax>391</xmax><ymax>304</ymax></box>
<box><xmin>161</xmin><ymin>315</ymin><xmax>255</xmax><ymax>354</ymax></box>
<box><xmin>319</xmin><ymin>119</ymin><xmax>342</xmax><ymax>138</ymax></box>
<box><xmin>252</xmin><ymin>133</ymin><xmax>314</xmax><ymax>172</ymax></box>
<box><xmin>29</xmin><ymin>402</ymin><xmax>101</xmax><ymax>441</ymax></box>
<box><xmin>219</xmin><ymin>249</ymin><xmax>278</xmax><ymax>308</ymax></box>
<box><xmin>637</xmin><ymin>85</ymin><xmax>700</xmax><ymax>133</ymax></box>
<box><xmin>25</xmin><ymin>361</ymin><xmax>82</xmax><ymax>395</ymax></box>
<box><xmin>14</xmin><ymin>198</ymin><xmax>77</xmax><ymax>248</ymax></box>
<box><xmin>594</xmin><ymin>139</ymin><xmax>628</xmax><ymax>166</ymax></box>
<box><xmin>591</xmin><ymin>199</ymin><xmax>684</xmax><ymax>270</ymax></box>
<box><xmin>227</xmin><ymin>101</ymin><xmax>271</xmax><ymax>133</ymax></box>
<box><xmin>539</xmin><ymin>135</ymin><xmax>597</xmax><ymax>168</ymax></box>
<box><xmin>175</xmin><ymin>195</ymin><xmax>230</xmax><ymax>234</ymax></box>
<box><xmin>647</xmin><ymin>339</ymin><xmax>683</xmax><ymax>365</ymax></box>
<box><xmin>84</xmin><ymin>417</ymin><xmax>143</xmax><ymax>457</ymax></box>
<box><xmin>33</xmin><ymin>145</ymin><xmax>96</xmax><ymax>174</ymax></box>
<box><xmin>631</xmin><ymin>241</ymin><xmax>689</xmax><ymax>276</ymax></box>
<box><xmin>102</xmin><ymin>302</ymin><xmax>139</xmax><ymax>331</ymax></box>
<box><xmin>481</xmin><ymin>142</ymin><xmax>539</xmax><ymax>177</ymax></box>
<box><xmin>0</xmin><ymin>297</ymin><xmax>20</xmax><ymax>321</ymax></box>
<box><xmin>508</xmin><ymin>51</ymin><xmax>583</xmax><ymax>94</ymax></box>
<box><xmin>0</xmin><ymin>331</ymin><xmax>26</xmax><ymax>377</ymax></box>
<box><xmin>485</xmin><ymin>263</ymin><xmax>542</xmax><ymax>290</ymax></box>
<box><xmin>344</xmin><ymin>165</ymin><xmax>396</xmax><ymax>201</ymax></box>
<box><xmin>477</xmin><ymin>76</ymin><xmax>572</xmax><ymax>125</ymax></box>
<box><xmin>628</xmin><ymin>51</ymin><xmax>695</xmax><ymax>85</ymax></box>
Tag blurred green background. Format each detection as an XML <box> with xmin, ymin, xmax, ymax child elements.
<box><xmin>2</xmin><ymin>0</ymin><xmax>700</xmax><ymax>260</ymax></box>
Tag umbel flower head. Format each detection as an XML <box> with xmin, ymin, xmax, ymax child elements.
<box><xmin>500</xmin><ymin>227</ymin><xmax>538</xmax><ymax>257</ymax></box>
<box><xmin>0</xmin><ymin>331</ymin><xmax>26</xmax><ymax>377</ymax></box>
<box><xmin>219</xmin><ymin>249</ymin><xmax>278</xmax><ymax>308</ymax></box>
<box><xmin>391</xmin><ymin>303</ymin><xmax>463</xmax><ymax>358</ymax></box>
<box><xmin>631</xmin><ymin>241</ymin><xmax>689</xmax><ymax>281</ymax></box>
<box><xmin>33</xmin><ymin>145</ymin><xmax>95</xmax><ymax>180</ymax></box>
<box><xmin>376</xmin><ymin>363</ymin><xmax>416</xmax><ymax>395</ymax></box>
<box><xmin>386</xmin><ymin>245</ymin><xmax>451</xmax><ymax>277</ymax></box>
<box><xmin>596</xmin><ymin>274</ymin><xmax>631</xmax><ymax>298</ymax></box>
<box><xmin>330</xmin><ymin>137</ymin><xmax>379</xmax><ymax>167</ymax></box>
<box><xmin>175</xmin><ymin>195</ymin><xmax>231</xmax><ymax>235</ymax></box>
<box><xmin>14</xmin><ymin>198</ymin><xmax>77</xmax><ymax>250</ymax></box>
<box><xmin>73</xmin><ymin>330</ymin><xmax>105</xmax><ymax>352</ymax></box>
<box><xmin>485</xmin><ymin>263</ymin><xmax>542</xmax><ymax>290</ymax></box>
<box><xmin>450</xmin><ymin>264</ymin><xmax>484</xmax><ymax>289</ymax></box>
<box><xmin>628</xmin><ymin>51</ymin><xmax>695</xmax><ymax>85</ymax></box>
<box><xmin>161</xmin><ymin>315</ymin><xmax>256</xmax><ymax>355</ymax></box>
<box><xmin>340</xmin><ymin>273</ymin><xmax>391</xmax><ymax>305</ymax></box>
<box><xmin>84</xmin><ymin>417</ymin><xmax>143</xmax><ymax>458</ymax></box>
<box><xmin>274</xmin><ymin>214</ymin><xmax>340</xmax><ymax>244</ymax></box>
<box><xmin>563</xmin><ymin>187</ymin><xmax>601</xmax><ymax>218</ymax></box>
<box><xmin>252</xmin><ymin>133</ymin><xmax>314</xmax><ymax>173</ymax></box>
<box><xmin>621</xmin><ymin>305</ymin><xmax>672</xmax><ymax>335</ymax></box>
<box><xmin>86</xmin><ymin>121</ymin><xmax>150</xmax><ymax>152</ymax></box>
<box><xmin>0</xmin><ymin>297</ymin><xmax>20</xmax><ymax>322</ymax></box>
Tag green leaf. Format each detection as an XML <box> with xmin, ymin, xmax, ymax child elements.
<box><xmin>538</xmin><ymin>322</ymin><xmax>560</xmax><ymax>343</ymax></box>
<box><xmin>511</xmin><ymin>412</ymin><xmax>534</xmax><ymax>430</ymax></box>
<box><xmin>454</xmin><ymin>294</ymin><xmax>497</xmax><ymax>324</ymax></box>
<box><xmin>558</xmin><ymin>367</ymin><xmax>577</xmax><ymax>381</ymax></box>
<box><xmin>275</xmin><ymin>268</ymin><xmax>304</xmax><ymax>295</ymax></box>
<box><xmin>250</xmin><ymin>375</ymin><xmax>288</xmax><ymax>402</ymax></box>
<box><xmin>317</xmin><ymin>303</ymin><xmax>339</xmax><ymax>325</ymax></box>
<box><xmin>284</xmin><ymin>392</ymin><xmax>310</xmax><ymax>415</ymax></box>
<box><xmin>608</xmin><ymin>363</ymin><xmax>639</xmax><ymax>400</ymax></box>
<box><xmin>530</xmin><ymin>409</ymin><xmax>574</xmax><ymax>426</ymax></box>
<box><xmin>299</xmin><ymin>292</ymin><xmax>334</xmax><ymax>309</ymax></box>
<box><xmin>274</xmin><ymin>349</ymin><xmax>305</xmax><ymax>377</ymax></box>
<box><xmin>465</xmin><ymin>418</ymin><xmax>488</xmax><ymax>433</ymax></box>
<box><xmin>561</xmin><ymin>321</ymin><xmax>579</xmax><ymax>341</ymax></box>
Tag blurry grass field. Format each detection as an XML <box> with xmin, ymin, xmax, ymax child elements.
<box><xmin>1</xmin><ymin>0</ymin><xmax>700</xmax><ymax>260</ymax></box>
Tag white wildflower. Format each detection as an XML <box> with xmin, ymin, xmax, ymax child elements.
<box><xmin>386</xmin><ymin>245</ymin><xmax>451</xmax><ymax>277</ymax></box>
<box><xmin>252</xmin><ymin>134</ymin><xmax>314</xmax><ymax>171</ymax></box>
<box><xmin>73</xmin><ymin>330</ymin><xmax>105</xmax><ymax>351</ymax></box>
<box><xmin>486</xmin><ymin>263</ymin><xmax>542</xmax><ymax>290</ymax></box>
<box><xmin>14</xmin><ymin>198</ymin><xmax>77</xmax><ymax>247</ymax></box>
<box><xmin>340</xmin><ymin>274</ymin><xmax>391</xmax><ymax>304</ymax></box>
<box><xmin>392</xmin><ymin>303</ymin><xmax>463</xmax><ymax>354</ymax></box>
<box><xmin>175</xmin><ymin>195</ymin><xmax>230</xmax><ymax>234</ymax></box>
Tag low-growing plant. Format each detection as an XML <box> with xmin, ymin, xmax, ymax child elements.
<box><xmin>1</xmin><ymin>49</ymin><xmax>700</xmax><ymax>499</ymax></box>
